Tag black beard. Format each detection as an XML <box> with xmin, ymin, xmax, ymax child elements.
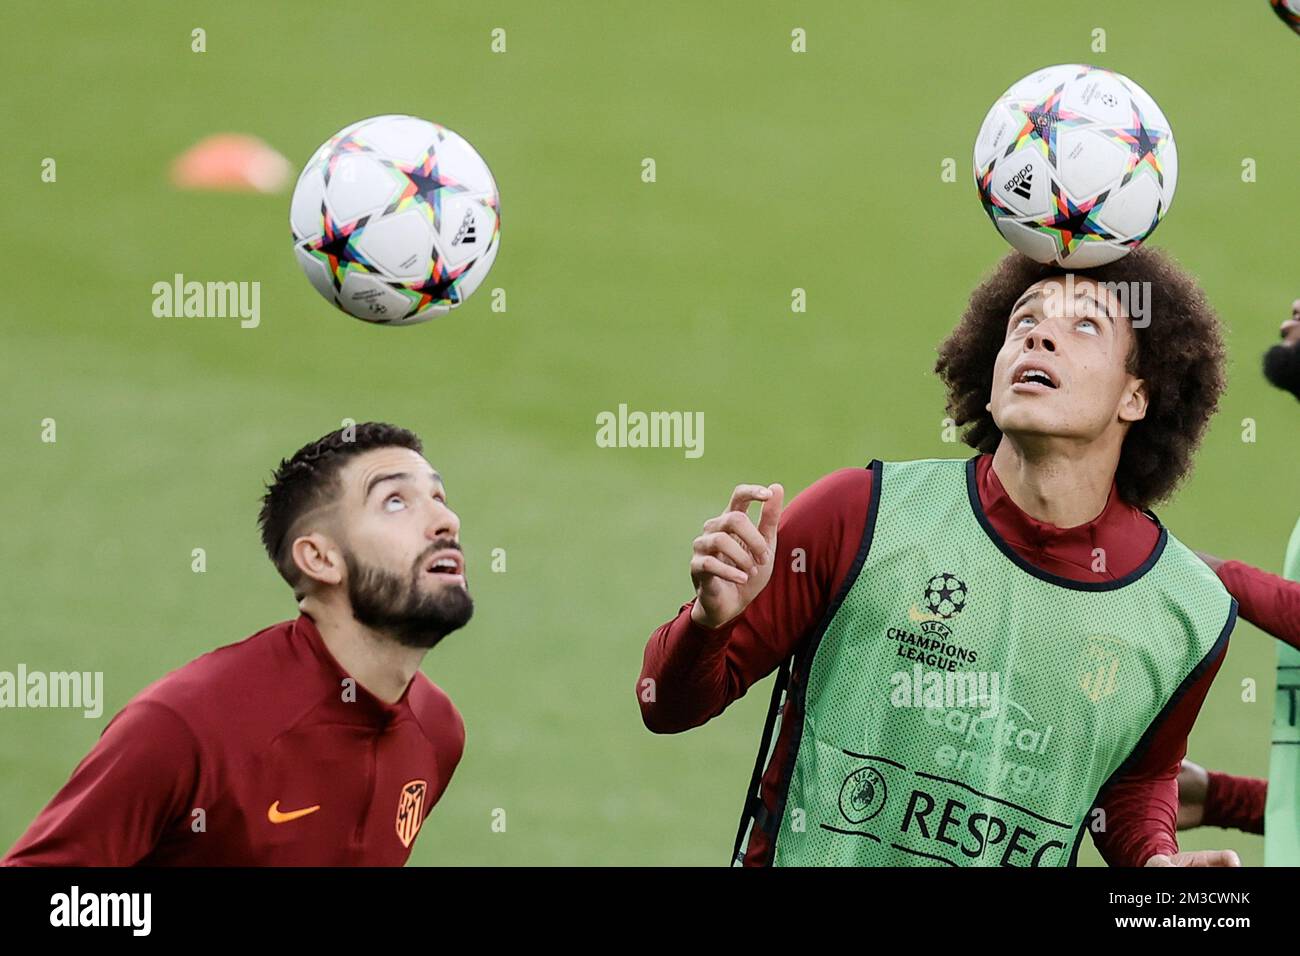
<box><xmin>345</xmin><ymin>543</ymin><xmax>474</xmax><ymax>649</ymax></box>
<box><xmin>1263</xmin><ymin>342</ymin><xmax>1300</xmax><ymax>401</ymax></box>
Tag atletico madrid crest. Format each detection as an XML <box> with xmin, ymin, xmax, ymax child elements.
<box><xmin>395</xmin><ymin>779</ymin><xmax>428</xmax><ymax>848</ymax></box>
<box><xmin>1078</xmin><ymin>636</ymin><xmax>1124</xmax><ymax>703</ymax></box>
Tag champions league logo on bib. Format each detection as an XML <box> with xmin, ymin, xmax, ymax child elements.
<box><xmin>889</xmin><ymin>572</ymin><xmax>979</xmax><ymax>672</ymax></box>
<box><xmin>924</xmin><ymin>573</ymin><xmax>968</xmax><ymax>620</ymax></box>
<box><xmin>908</xmin><ymin>572</ymin><xmax>970</xmax><ymax>635</ymax></box>
<box><xmin>901</xmin><ymin>572</ymin><xmax>970</xmax><ymax>642</ymax></box>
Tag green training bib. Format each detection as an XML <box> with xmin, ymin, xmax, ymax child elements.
<box><xmin>1264</xmin><ymin>517</ymin><xmax>1300</xmax><ymax>865</ymax></box>
<box><xmin>735</xmin><ymin>458</ymin><xmax>1236</xmax><ymax>867</ymax></box>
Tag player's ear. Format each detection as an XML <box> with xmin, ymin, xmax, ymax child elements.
<box><xmin>291</xmin><ymin>533</ymin><xmax>344</xmax><ymax>588</ymax></box>
<box><xmin>1119</xmin><ymin>377</ymin><xmax>1148</xmax><ymax>424</ymax></box>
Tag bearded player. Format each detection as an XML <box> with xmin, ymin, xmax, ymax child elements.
<box><xmin>1178</xmin><ymin>299</ymin><xmax>1300</xmax><ymax>860</ymax></box>
<box><xmin>638</xmin><ymin>247</ymin><xmax>1240</xmax><ymax>867</ymax></box>
<box><xmin>3</xmin><ymin>422</ymin><xmax>471</xmax><ymax>866</ymax></box>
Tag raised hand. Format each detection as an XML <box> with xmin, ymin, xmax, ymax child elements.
<box><xmin>689</xmin><ymin>483</ymin><xmax>784</xmax><ymax>630</ymax></box>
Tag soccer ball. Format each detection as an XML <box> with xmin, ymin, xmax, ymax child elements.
<box><xmin>973</xmin><ymin>64</ymin><xmax>1176</xmax><ymax>267</ymax></box>
<box><xmin>1273</xmin><ymin>0</ymin><xmax>1300</xmax><ymax>34</ymax></box>
<box><xmin>924</xmin><ymin>573</ymin><xmax>968</xmax><ymax>620</ymax></box>
<box><xmin>290</xmin><ymin>115</ymin><xmax>500</xmax><ymax>325</ymax></box>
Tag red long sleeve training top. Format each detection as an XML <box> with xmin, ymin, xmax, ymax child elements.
<box><xmin>3</xmin><ymin>614</ymin><xmax>464</xmax><ymax>865</ymax></box>
<box><xmin>1191</xmin><ymin>559</ymin><xmax>1300</xmax><ymax>834</ymax></box>
<box><xmin>640</xmin><ymin>455</ymin><xmax>1227</xmax><ymax>866</ymax></box>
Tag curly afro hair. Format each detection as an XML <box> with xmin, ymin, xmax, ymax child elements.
<box><xmin>258</xmin><ymin>422</ymin><xmax>423</xmax><ymax>595</ymax></box>
<box><xmin>934</xmin><ymin>247</ymin><xmax>1226</xmax><ymax>510</ymax></box>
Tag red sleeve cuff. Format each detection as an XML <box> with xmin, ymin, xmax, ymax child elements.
<box><xmin>637</xmin><ymin>601</ymin><xmax>740</xmax><ymax>734</ymax></box>
<box><xmin>668</xmin><ymin>599</ymin><xmax>741</xmax><ymax>645</ymax></box>
<box><xmin>1204</xmin><ymin>770</ymin><xmax>1267</xmax><ymax>835</ymax></box>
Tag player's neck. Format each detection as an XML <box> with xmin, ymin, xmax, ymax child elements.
<box><xmin>990</xmin><ymin>436</ymin><xmax>1119</xmax><ymax>529</ymax></box>
<box><xmin>301</xmin><ymin>598</ymin><xmax>426</xmax><ymax>705</ymax></box>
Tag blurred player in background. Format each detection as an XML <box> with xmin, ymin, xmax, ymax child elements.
<box><xmin>639</xmin><ymin>248</ymin><xmax>1241</xmax><ymax>867</ymax></box>
<box><xmin>1180</xmin><ymin>299</ymin><xmax>1300</xmax><ymax>861</ymax></box>
<box><xmin>3</xmin><ymin>422</ymin><xmax>471</xmax><ymax>865</ymax></box>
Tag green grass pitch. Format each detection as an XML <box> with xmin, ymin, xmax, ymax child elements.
<box><xmin>1</xmin><ymin>0</ymin><xmax>1297</xmax><ymax>865</ymax></box>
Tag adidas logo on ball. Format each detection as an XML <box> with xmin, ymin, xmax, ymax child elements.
<box><xmin>1003</xmin><ymin>164</ymin><xmax>1034</xmax><ymax>200</ymax></box>
<box><xmin>451</xmin><ymin>208</ymin><xmax>477</xmax><ymax>246</ymax></box>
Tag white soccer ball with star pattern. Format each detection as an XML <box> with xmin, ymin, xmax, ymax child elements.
<box><xmin>290</xmin><ymin>115</ymin><xmax>500</xmax><ymax>325</ymax></box>
<box><xmin>973</xmin><ymin>64</ymin><xmax>1176</xmax><ymax>267</ymax></box>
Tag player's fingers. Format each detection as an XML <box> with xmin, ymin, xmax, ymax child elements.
<box><xmin>702</xmin><ymin>511</ymin><xmax>769</xmax><ymax>562</ymax></box>
<box><xmin>725</xmin><ymin>483</ymin><xmax>773</xmax><ymax>514</ymax></box>
<box><xmin>1189</xmin><ymin>849</ymin><xmax>1241</xmax><ymax>867</ymax></box>
<box><xmin>694</xmin><ymin>532</ymin><xmax>759</xmax><ymax>575</ymax></box>
<box><xmin>690</xmin><ymin>553</ymin><xmax>748</xmax><ymax>586</ymax></box>
<box><xmin>757</xmin><ymin>483</ymin><xmax>785</xmax><ymax>545</ymax></box>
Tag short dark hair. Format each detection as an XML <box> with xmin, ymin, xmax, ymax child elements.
<box><xmin>258</xmin><ymin>422</ymin><xmax>423</xmax><ymax>595</ymax></box>
<box><xmin>934</xmin><ymin>246</ymin><xmax>1227</xmax><ymax>510</ymax></box>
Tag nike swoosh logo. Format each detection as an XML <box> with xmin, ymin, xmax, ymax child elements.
<box><xmin>268</xmin><ymin>800</ymin><xmax>321</xmax><ymax>824</ymax></box>
<box><xmin>907</xmin><ymin>605</ymin><xmax>943</xmax><ymax>624</ymax></box>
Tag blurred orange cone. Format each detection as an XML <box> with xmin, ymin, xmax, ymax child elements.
<box><xmin>171</xmin><ymin>134</ymin><xmax>291</xmax><ymax>194</ymax></box>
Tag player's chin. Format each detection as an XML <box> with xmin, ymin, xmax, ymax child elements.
<box><xmin>996</xmin><ymin>388</ymin><xmax>1053</xmax><ymax>415</ymax></box>
<box><xmin>993</xmin><ymin>404</ymin><xmax>1070</xmax><ymax>439</ymax></box>
<box><xmin>421</xmin><ymin>570</ymin><xmax>469</xmax><ymax>593</ymax></box>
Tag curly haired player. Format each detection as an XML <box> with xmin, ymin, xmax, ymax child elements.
<box><xmin>4</xmin><ymin>422</ymin><xmax>471</xmax><ymax>865</ymax></box>
<box><xmin>638</xmin><ymin>247</ymin><xmax>1240</xmax><ymax>867</ymax></box>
